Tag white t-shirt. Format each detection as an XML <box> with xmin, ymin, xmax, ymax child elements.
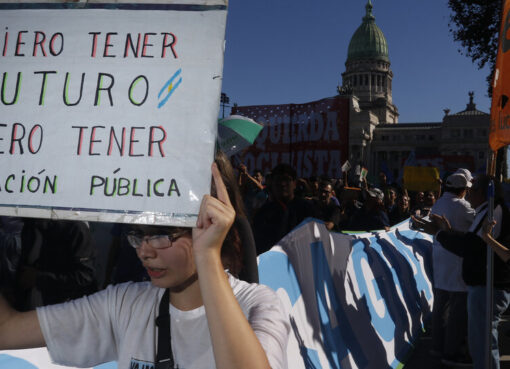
<box><xmin>431</xmin><ymin>192</ymin><xmax>475</xmax><ymax>292</ymax></box>
<box><xmin>37</xmin><ymin>273</ymin><xmax>289</xmax><ymax>369</ymax></box>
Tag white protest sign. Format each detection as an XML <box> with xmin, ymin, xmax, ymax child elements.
<box><xmin>0</xmin><ymin>1</ymin><xmax>227</xmax><ymax>226</ymax></box>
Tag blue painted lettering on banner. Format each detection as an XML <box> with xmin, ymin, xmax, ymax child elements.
<box><xmin>364</xmin><ymin>235</ymin><xmax>425</xmax><ymax>364</ymax></box>
<box><xmin>373</xmin><ymin>236</ymin><xmax>424</xmax><ymax>329</ymax></box>
<box><xmin>350</xmin><ymin>240</ymin><xmax>396</xmax><ymax>342</ymax></box>
<box><xmin>387</xmin><ymin>233</ymin><xmax>432</xmax><ymax>302</ymax></box>
<box><xmin>310</xmin><ymin>240</ymin><xmax>349</xmax><ymax>368</ymax></box>
<box><xmin>258</xmin><ymin>250</ymin><xmax>301</xmax><ymax>306</ymax></box>
<box><xmin>396</xmin><ymin>229</ymin><xmax>434</xmax><ymax>280</ymax></box>
<box><xmin>367</xmin><ymin>237</ymin><xmax>406</xmax><ymax>306</ymax></box>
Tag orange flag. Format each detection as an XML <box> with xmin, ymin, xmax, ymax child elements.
<box><xmin>490</xmin><ymin>0</ymin><xmax>510</xmax><ymax>152</ymax></box>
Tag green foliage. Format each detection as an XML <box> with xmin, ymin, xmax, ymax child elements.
<box><xmin>448</xmin><ymin>0</ymin><xmax>501</xmax><ymax>94</ymax></box>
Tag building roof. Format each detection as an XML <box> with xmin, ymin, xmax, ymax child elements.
<box><xmin>448</xmin><ymin>91</ymin><xmax>489</xmax><ymax>117</ymax></box>
<box><xmin>377</xmin><ymin>122</ymin><xmax>441</xmax><ymax>129</ymax></box>
<box><xmin>347</xmin><ymin>0</ymin><xmax>389</xmax><ymax>63</ymax></box>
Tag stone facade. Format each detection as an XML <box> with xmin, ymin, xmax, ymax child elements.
<box><xmin>342</xmin><ymin>2</ymin><xmax>490</xmax><ymax>179</ymax></box>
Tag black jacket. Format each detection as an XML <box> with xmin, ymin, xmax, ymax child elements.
<box><xmin>436</xmin><ymin>204</ymin><xmax>510</xmax><ymax>290</ymax></box>
<box><xmin>17</xmin><ymin>219</ymin><xmax>98</xmax><ymax>309</ymax></box>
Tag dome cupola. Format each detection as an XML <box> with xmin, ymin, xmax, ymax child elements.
<box><xmin>347</xmin><ymin>0</ymin><xmax>389</xmax><ymax>62</ymax></box>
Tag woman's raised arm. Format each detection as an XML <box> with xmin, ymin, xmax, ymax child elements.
<box><xmin>192</xmin><ymin>162</ymin><xmax>272</xmax><ymax>369</ymax></box>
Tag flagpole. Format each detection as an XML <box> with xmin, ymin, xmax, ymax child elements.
<box><xmin>485</xmin><ymin>175</ymin><xmax>495</xmax><ymax>369</ymax></box>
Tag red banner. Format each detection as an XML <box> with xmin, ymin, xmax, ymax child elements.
<box><xmin>232</xmin><ymin>96</ymin><xmax>350</xmax><ymax>178</ymax></box>
<box><xmin>489</xmin><ymin>0</ymin><xmax>510</xmax><ymax>151</ymax></box>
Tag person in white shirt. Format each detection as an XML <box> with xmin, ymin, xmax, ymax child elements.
<box><xmin>0</xmin><ymin>161</ymin><xmax>290</xmax><ymax>369</ymax></box>
<box><xmin>429</xmin><ymin>170</ymin><xmax>475</xmax><ymax>366</ymax></box>
<box><xmin>412</xmin><ymin>174</ymin><xmax>510</xmax><ymax>369</ymax></box>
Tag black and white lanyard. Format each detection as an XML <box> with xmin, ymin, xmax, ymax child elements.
<box><xmin>155</xmin><ymin>288</ymin><xmax>177</xmax><ymax>369</ymax></box>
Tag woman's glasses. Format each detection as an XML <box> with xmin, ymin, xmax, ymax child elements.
<box><xmin>127</xmin><ymin>228</ymin><xmax>191</xmax><ymax>249</ymax></box>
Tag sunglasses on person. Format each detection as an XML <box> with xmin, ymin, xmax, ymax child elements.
<box><xmin>127</xmin><ymin>228</ymin><xmax>191</xmax><ymax>249</ymax></box>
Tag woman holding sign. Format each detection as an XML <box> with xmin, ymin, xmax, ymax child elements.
<box><xmin>0</xmin><ymin>161</ymin><xmax>289</xmax><ymax>369</ymax></box>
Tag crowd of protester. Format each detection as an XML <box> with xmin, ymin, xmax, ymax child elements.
<box><xmin>2</xmin><ymin>157</ymin><xmax>510</xmax><ymax>369</ymax></box>
<box><xmin>240</xmin><ymin>161</ymin><xmax>510</xmax><ymax>368</ymax></box>
<box><xmin>237</xmin><ymin>162</ymin><xmax>439</xmax><ymax>254</ymax></box>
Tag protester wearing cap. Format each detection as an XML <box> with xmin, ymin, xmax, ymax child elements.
<box><xmin>428</xmin><ymin>170</ymin><xmax>475</xmax><ymax>365</ymax></box>
<box><xmin>449</xmin><ymin>172</ymin><xmax>473</xmax><ymax>189</ymax></box>
<box><xmin>454</xmin><ymin>168</ymin><xmax>473</xmax><ymax>184</ymax></box>
<box><xmin>346</xmin><ymin>187</ymin><xmax>390</xmax><ymax>231</ymax></box>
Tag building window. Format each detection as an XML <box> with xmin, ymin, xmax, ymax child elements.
<box><xmin>451</xmin><ymin>129</ymin><xmax>461</xmax><ymax>138</ymax></box>
<box><xmin>479</xmin><ymin>151</ymin><xmax>485</xmax><ymax>159</ymax></box>
<box><xmin>390</xmin><ymin>151</ymin><xmax>399</xmax><ymax>162</ymax></box>
<box><xmin>477</xmin><ymin>128</ymin><xmax>487</xmax><ymax>137</ymax></box>
<box><xmin>365</xmin><ymin>75</ymin><xmax>368</xmax><ymax>85</ymax></box>
<box><xmin>381</xmin><ymin>135</ymin><xmax>389</xmax><ymax>141</ymax></box>
<box><xmin>464</xmin><ymin>129</ymin><xmax>473</xmax><ymax>138</ymax></box>
<box><xmin>428</xmin><ymin>135</ymin><xmax>435</xmax><ymax>141</ymax></box>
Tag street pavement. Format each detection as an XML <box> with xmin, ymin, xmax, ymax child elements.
<box><xmin>404</xmin><ymin>313</ymin><xmax>510</xmax><ymax>368</ymax></box>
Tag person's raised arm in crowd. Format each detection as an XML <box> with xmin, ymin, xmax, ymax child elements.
<box><xmin>238</xmin><ymin>163</ymin><xmax>264</xmax><ymax>191</ymax></box>
<box><xmin>481</xmin><ymin>219</ymin><xmax>510</xmax><ymax>263</ymax></box>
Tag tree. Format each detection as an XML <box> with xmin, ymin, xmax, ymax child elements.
<box><xmin>448</xmin><ymin>0</ymin><xmax>502</xmax><ymax>94</ymax></box>
<box><xmin>449</xmin><ymin>1</ymin><xmax>507</xmax><ymax>179</ymax></box>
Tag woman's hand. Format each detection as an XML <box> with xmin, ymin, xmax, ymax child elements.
<box><xmin>192</xmin><ymin>162</ymin><xmax>235</xmax><ymax>259</ymax></box>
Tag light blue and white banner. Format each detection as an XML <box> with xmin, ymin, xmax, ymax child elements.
<box><xmin>258</xmin><ymin>218</ymin><xmax>434</xmax><ymax>369</ymax></box>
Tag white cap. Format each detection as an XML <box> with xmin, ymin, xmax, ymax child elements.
<box><xmin>446</xmin><ymin>173</ymin><xmax>472</xmax><ymax>189</ymax></box>
<box><xmin>366</xmin><ymin>187</ymin><xmax>384</xmax><ymax>200</ymax></box>
<box><xmin>454</xmin><ymin>168</ymin><xmax>473</xmax><ymax>183</ymax></box>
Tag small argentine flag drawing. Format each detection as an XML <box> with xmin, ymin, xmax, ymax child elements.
<box><xmin>158</xmin><ymin>68</ymin><xmax>182</xmax><ymax>108</ymax></box>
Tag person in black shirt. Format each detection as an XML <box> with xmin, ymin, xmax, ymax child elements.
<box><xmin>253</xmin><ymin>163</ymin><xmax>315</xmax><ymax>255</ymax></box>
<box><xmin>312</xmin><ymin>180</ymin><xmax>342</xmax><ymax>231</ymax></box>
<box><xmin>346</xmin><ymin>187</ymin><xmax>390</xmax><ymax>232</ymax></box>
<box><xmin>389</xmin><ymin>192</ymin><xmax>411</xmax><ymax>226</ymax></box>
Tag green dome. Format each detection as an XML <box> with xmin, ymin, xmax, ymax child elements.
<box><xmin>347</xmin><ymin>1</ymin><xmax>389</xmax><ymax>62</ymax></box>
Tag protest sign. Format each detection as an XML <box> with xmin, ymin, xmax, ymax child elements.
<box><xmin>0</xmin><ymin>1</ymin><xmax>227</xmax><ymax>226</ymax></box>
<box><xmin>403</xmin><ymin>166</ymin><xmax>440</xmax><ymax>192</ymax></box>
<box><xmin>232</xmin><ymin>96</ymin><xmax>350</xmax><ymax>179</ymax></box>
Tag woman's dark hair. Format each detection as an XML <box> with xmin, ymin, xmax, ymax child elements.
<box><xmin>212</xmin><ymin>150</ymin><xmax>244</xmax><ymax>276</ymax></box>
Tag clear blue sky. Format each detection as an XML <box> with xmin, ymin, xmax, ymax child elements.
<box><xmin>221</xmin><ymin>0</ymin><xmax>493</xmax><ymax>123</ymax></box>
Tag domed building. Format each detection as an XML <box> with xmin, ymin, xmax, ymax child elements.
<box><xmin>341</xmin><ymin>0</ymin><xmax>490</xmax><ymax>180</ymax></box>
<box><xmin>231</xmin><ymin>0</ymin><xmax>491</xmax><ymax>182</ymax></box>
<box><xmin>342</xmin><ymin>0</ymin><xmax>398</xmax><ymax>124</ymax></box>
